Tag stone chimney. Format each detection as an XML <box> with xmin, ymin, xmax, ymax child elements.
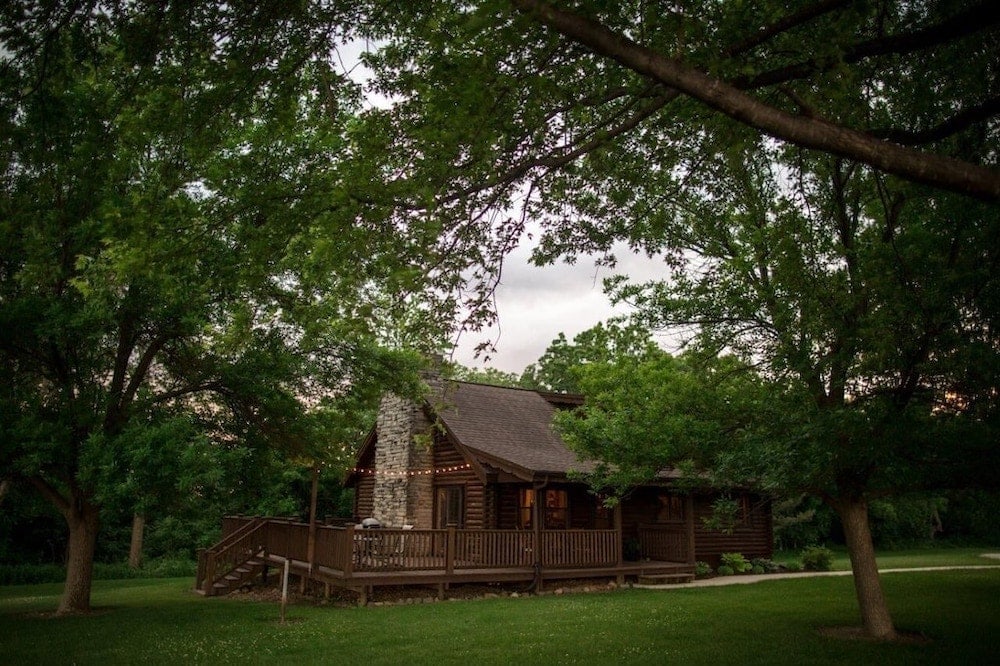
<box><xmin>371</xmin><ymin>392</ymin><xmax>435</xmax><ymax>528</ymax></box>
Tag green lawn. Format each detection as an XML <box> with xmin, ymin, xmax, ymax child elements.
<box><xmin>773</xmin><ymin>546</ymin><xmax>999</xmax><ymax>571</ymax></box>
<box><xmin>2</xmin><ymin>565</ymin><xmax>1000</xmax><ymax>665</ymax></box>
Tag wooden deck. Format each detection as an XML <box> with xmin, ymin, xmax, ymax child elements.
<box><xmin>196</xmin><ymin>517</ymin><xmax>695</xmax><ymax>603</ymax></box>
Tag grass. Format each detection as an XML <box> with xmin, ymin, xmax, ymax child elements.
<box><xmin>773</xmin><ymin>546</ymin><xmax>998</xmax><ymax>571</ymax></box>
<box><xmin>2</xmin><ymin>564</ymin><xmax>999</xmax><ymax>664</ymax></box>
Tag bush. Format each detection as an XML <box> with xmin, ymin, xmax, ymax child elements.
<box><xmin>801</xmin><ymin>546</ymin><xmax>834</xmax><ymax>571</ymax></box>
<box><xmin>751</xmin><ymin>557</ymin><xmax>779</xmax><ymax>573</ymax></box>
<box><xmin>773</xmin><ymin>495</ymin><xmax>834</xmax><ymax>551</ymax></box>
<box><xmin>751</xmin><ymin>565</ymin><xmax>765</xmax><ymax>575</ymax></box>
<box><xmin>719</xmin><ymin>552</ymin><xmax>751</xmax><ymax>573</ymax></box>
<box><xmin>0</xmin><ymin>563</ymin><xmax>65</xmax><ymax>585</ymax></box>
<box><xmin>717</xmin><ymin>565</ymin><xmax>735</xmax><ymax>576</ymax></box>
<box><xmin>783</xmin><ymin>560</ymin><xmax>803</xmax><ymax>572</ymax></box>
<box><xmin>694</xmin><ymin>561</ymin><xmax>713</xmax><ymax>577</ymax></box>
<box><xmin>0</xmin><ymin>556</ymin><xmax>197</xmax><ymax>586</ymax></box>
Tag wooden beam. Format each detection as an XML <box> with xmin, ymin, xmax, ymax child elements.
<box><xmin>685</xmin><ymin>495</ymin><xmax>696</xmax><ymax>566</ymax></box>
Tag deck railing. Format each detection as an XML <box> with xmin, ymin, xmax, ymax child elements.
<box><xmin>197</xmin><ymin>518</ymin><xmax>268</xmax><ymax>594</ymax></box>
<box><xmin>211</xmin><ymin>517</ymin><xmax>687</xmax><ymax>579</ymax></box>
<box><xmin>637</xmin><ymin>523</ymin><xmax>689</xmax><ymax>563</ymax></box>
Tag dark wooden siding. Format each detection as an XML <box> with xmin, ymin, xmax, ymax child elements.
<box><xmin>692</xmin><ymin>493</ymin><xmax>773</xmax><ymax>565</ymax></box>
<box><xmin>433</xmin><ymin>432</ymin><xmax>486</xmax><ymax>529</ymax></box>
<box><xmin>497</xmin><ymin>485</ymin><xmax>520</xmax><ymax>529</ymax></box>
<box><xmin>353</xmin><ymin>444</ymin><xmax>376</xmax><ymax>521</ymax></box>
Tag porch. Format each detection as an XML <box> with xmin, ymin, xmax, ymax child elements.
<box><xmin>196</xmin><ymin>516</ymin><xmax>696</xmax><ymax>603</ymax></box>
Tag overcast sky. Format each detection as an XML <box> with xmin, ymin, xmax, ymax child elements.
<box><xmin>449</xmin><ymin>238</ymin><xmax>668</xmax><ymax>375</ymax></box>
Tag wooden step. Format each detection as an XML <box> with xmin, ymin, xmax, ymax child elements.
<box><xmin>637</xmin><ymin>572</ymin><xmax>695</xmax><ymax>585</ymax></box>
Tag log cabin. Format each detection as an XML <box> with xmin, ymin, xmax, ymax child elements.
<box><xmin>196</xmin><ymin>379</ymin><xmax>772</xmax><ymax>602</ymax></box>
<box><xmin>347</xmin><ymin>379</ymin><xmax>772</xmax><ymax>567</ymax></box>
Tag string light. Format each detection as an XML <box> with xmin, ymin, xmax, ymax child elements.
<box><xmin>351</xmin><ymin>463</ymin><xmax>473</xmax><ymax>477</ymax></box>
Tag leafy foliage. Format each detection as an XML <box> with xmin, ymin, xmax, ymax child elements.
<box><xmin>720</xmin><ymin>552</ymin><xmax>751</xmax><ymax>574</ymax></box>
<box><xmin>0</xmin><ymin>2</ymin><xmax>466</xmax><ymax>612</ymax></box>
<box><xmin>801</xmin><ymin>546</ymin><xmax>835</xmax><ymax>572</ymax></box>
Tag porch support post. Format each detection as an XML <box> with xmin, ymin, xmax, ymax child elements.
<box><xmin>532</xmin><ymin>483</ymin><xmax>544</xmax><ymax>591</ymax></box>
<box><xmin>307</xmin><ymin>466</ymin><xmax>319</xmax><ymax>573</ymax></box>
<box><xmin>613</xmin><ymin>501</ymin><xmax>624</xmax><ymax>585</ymax></box>
<box><xmin>685</xmin><ymin>495</ymin><xmax>696</xmax><ymax>566</ymax></box>
<box><xmin>613</xmin><ymin>502</ymin><xmax>623</xmax><ymax>568</ymax></box>
<box><xmin>446</xmin><ymin>526</ymin><xmax>456</xmax><ymax>576</ymax></box>
<box><xmin>343</xmin><ymin>524</ymin><xmax>355</xmax><ymax>577</ymax></box>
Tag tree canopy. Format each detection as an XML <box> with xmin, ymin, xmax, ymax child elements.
<box><xmin>0</xmin><ymin>1</ymin><xmax>456</xmax><ymax>613</ymax></box>
<box><xmin>549</xmin><ymin>138</ymin><xmax>999</xmax><ymax>637</ymax></box>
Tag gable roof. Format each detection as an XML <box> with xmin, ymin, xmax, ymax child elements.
<box><xmin>428</xmin><ymin>380</ymin><xmax>595</xmax><ymax>479</ymax></box>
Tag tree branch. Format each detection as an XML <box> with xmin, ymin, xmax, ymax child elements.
<box><xmin>872</xmin><ymin>96</ymin><xmax>1000</xmax><ymax>145</ymax></box>
<box><xmin>28</xmin><ymin>475</ymin><xmax>71</xmax><ymax>516</ymax></box>
<box><xmin>510</xmin><ymin>0</ymin><xmax>1000</xmax><ymax>200</ymax></box>
<box><xmin>723</xmin><ymin>0</ymin><xmax>852</xmax><ymax>58</ymax></box>
<box><xmin>739</xmin><ymin>1</ymin><xmax>1000</xmax><ymax>89</ymax></box>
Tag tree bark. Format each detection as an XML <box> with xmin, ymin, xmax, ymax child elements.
<box><xmin>128</xmin><ymin>512</ymin><xmax>145</xmax><ymax>570</ymax></box>
<box><xmin>59</xmin><ymin>497</ymin><xmax>100</xmax><ymax>615</ymax></box>
<box><xmin>834</xmin><ymin>497</ymin><xmax>896</xmax><ymax>639</ymax></box>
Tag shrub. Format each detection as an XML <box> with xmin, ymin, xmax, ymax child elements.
<box><xmin>0</xmin><ymin>556</ymin><xmax>197</xmax><ymax>586</ymax></box>
<box><xmin>751</xmin><ymin>565</ymin><xmax>765</xmax><ymax>575</ymax></box>
<box><xmin>719</xmin><ymin>552</ymin><xmax>751</xmax><ymax>573</ymax></box>
<box><xmin>717</xmin><ymin>565</ymin><xmax>735</xmax><ymax>576</ymax></box>
<box><xmin>750</xmin><ymin>557</ymin><xmax>779</xmax><ymax>573</ymax></box>
<box><xmin>144</xmin><ymin>557</ymin><xmax>197</xmax><ymax>577</ymax></box>
<box><xmin>783</xmin><ymin>560</ymin><xmax>803</xmax><ymax>572</ymax></box>
<box><xmin>801</xmin><ymin>546</ymin><xmax>834</xmax><ymax>571</ymax></box>
<box><xmin>0</xmin><ymin>563</ymin><xmax>65</xmax><ymax>585</ymax></box>
<box><xmin>694</xmin><ymin>561</ymin><xmax>713</xmax><ymax>577</ymax></box>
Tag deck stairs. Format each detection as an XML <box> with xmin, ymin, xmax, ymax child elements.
<box><xmin>195</xmin><ymin>518</ymin><xmax>269</xmax><ymax>596</ymax></box>
<box><xmin>207</xmin><ymin>557</ymin><xmax>265</xmax><ymax>596</ymax></box>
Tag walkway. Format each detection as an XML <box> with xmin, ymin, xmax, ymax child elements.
<box><xmin>635</xmin><ymin>558</ymin><xmax>1000</xmax><ymax>590</ymax></box>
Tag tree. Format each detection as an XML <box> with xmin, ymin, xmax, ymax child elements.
<box><xmin>551</xmin><ymin>141</ymin><xmax>1000</xmax><ymax>638</ymax></box>
<box><xmin>520</xmin><ymin>321</ymin><xmax>659</xmax><ymax>392</ymax></box>
<box><xmin>350</xmin><ymin>3</ymin><xmax>998</xmax><ymax>638</ymax></box>
<box><xmin>0</xmin><ymin>3</ymin><xmax>449</xmax><ymax>614</ymax></box>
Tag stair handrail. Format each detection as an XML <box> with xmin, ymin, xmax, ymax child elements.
<box><xmin>198</xmin><ymin>518</ymin><xmax>270</xmax><ymax>595</ymax></box>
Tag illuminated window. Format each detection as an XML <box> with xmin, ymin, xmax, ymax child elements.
<box><xmin>518</xmin><ymin>488</ymin><xmax>534</xmax><ymax>529</ymax></box>
<box><xmin>518</xmin><ymin>488</ymin><xmax>570</xmax><ymax>528</ymax></box>
<box><xmin>544</xmin><ymin>489</ymin><xmax>568</xmax><ymax>529</ymax></box>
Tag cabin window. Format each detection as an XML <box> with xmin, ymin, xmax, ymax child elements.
<box><xmin>544</xmin><ymin>489</ymin><xmax>568</xmax><ymax>529</ymax></box>
<box><xmin>518</xmin><ymin>488</ymin><xmax>569</xmax><ymax>528</ymax></box>
<box><xmin>518</xmin><ymin>488</ymin><xmax>535</xmax><ymax>529</ymax></box>
<box><xmin>657</xmin><ymin>495</ymin><xmax>685</xmax><ymax>523</ymax></box>
<box><xmin>436</xmin><ymin>486</ymin><xmax>464</xmax><ymax>528</ymax></box>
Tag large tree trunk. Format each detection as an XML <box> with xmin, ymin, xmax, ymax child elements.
<box><xmin>128</xmin><ymin>512</ymin><xmax>145</xmax><ymax>570</ymax></box>
<box><xmin>835</xmin><ymin>497</ymin><xmax>896</xmax><ymax>639</ymax></box>
<box><xmin>58</xmin><ymin>497</ymin><xmax>100</xmax><ymax>615</ymax></box>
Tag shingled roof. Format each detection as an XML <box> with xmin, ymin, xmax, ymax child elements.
<box><xmin>428</xmin><ymin>381</ymin><xmax>595</xmax><ymax>479</ymax></box>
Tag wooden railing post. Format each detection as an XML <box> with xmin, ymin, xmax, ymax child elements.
<box><xmin>685</xmin><ymin>495</ymin><xmax>696</xmax><ymax>566</ymax></box>
<box><xmin>614</xmin><ymin>503</ymin><xmax>624</xmax><ymax>568</ymax></box>
<box><xmin>446</xmin><ymin>527</ymin><xmax>456</xmax><ymax>576</ymax></box>
<box><xmin>344</xmin><ymin>524</ymin><xmax>355</xmax><ymax>577</ymax></box>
